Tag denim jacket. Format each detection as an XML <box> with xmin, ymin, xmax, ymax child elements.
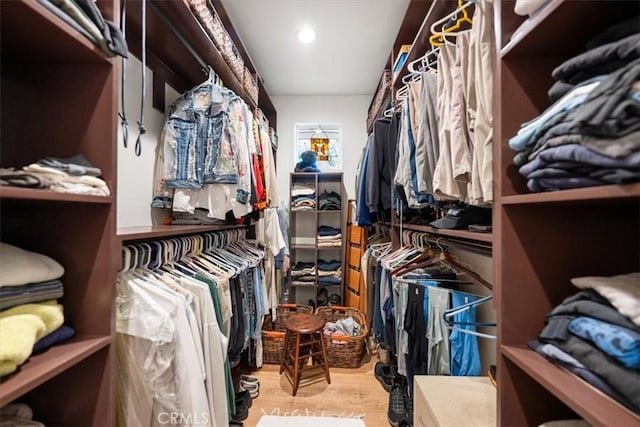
<box><xmin>153</xmin><ymin>75</ymin><xmax>252</xmax><ymax>208</ymax></box>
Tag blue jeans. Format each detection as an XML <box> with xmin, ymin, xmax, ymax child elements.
<box><xmin>450</xmin><ymin>292</ymin><xmax>481</xmax><ymax>376</ymax></box>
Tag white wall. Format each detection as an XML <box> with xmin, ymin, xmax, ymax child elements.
<box><xmin>272</xmin><ymin>95</ymin><xmax>371</xmax><ymax>201</ymax></box>
<box><xmin>117</xmin><ymin>57</ymin><xmax>179</xmax><ymax>228</ymax></box>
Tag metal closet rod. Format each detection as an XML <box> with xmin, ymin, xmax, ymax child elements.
<box><xmin>148</xmin><ymin>0</ymin><xmax>209</xmax><ymax>75</ymax></box>
<box><xmin>399</xmin><ymin>229</ymin><xmax>492</xmax><ymax>256</ymax></box>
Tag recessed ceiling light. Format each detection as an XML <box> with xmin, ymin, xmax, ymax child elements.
<box><xmin>298</xmin><ymin>28</ymin><xmax>316</xmax><ymax>44</ymax></box>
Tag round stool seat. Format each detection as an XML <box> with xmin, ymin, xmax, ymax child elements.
<box><xmin>279</xmin><ymin>313</ymin><xmax>331</xmax><ymax>395</ymax></box>
<box><xmin>284</xmin><ymin>313</ymin><xmax>324</xmax><ymax>334</ymax></box>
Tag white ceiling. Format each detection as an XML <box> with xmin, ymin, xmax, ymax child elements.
<box><xmin>220</xmin><ymin>0</ymin><xmax>410</xmax><ymax>96</ymax></box>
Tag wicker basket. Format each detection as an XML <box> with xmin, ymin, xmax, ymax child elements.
<box><xmin>261</xmin><ymin>304</ymin><xmax>313</xmax><ymax>364</ymax></box>
<box><xmin>187</xmin><ymin>0</ymin><xmax>226</xmax><ymax>52</ymax></box>
<box><xmin>222</xmin><ymin>32</ymin><xmax>244</xmax><ymax>80</ymax></box>
<box><xmin>315</xmin><ymin>306</ymin><xmax>368</xmax><ymax>368</ymax></box>
<box><xmin>243</xmin><ymin>66</ymin><xmax>259</xmax><ymax>105</ymax></box>
<box><xmin>367</xmin><ymin>69</ymin><xmax>392</xmax><ymax>129</ymax></box>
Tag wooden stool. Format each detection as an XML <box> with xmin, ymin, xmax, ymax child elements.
<box><xmin>279</xmin><ymin>313</ymin><xmax>331</xmax><ymax>396</ymax></box>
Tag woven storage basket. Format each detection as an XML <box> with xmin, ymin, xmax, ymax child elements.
<box><xmin>315</xmin><ymin>306</ymin><xmax>368</xmax><ymax>368</ymax></box>
<box><xmin>222</xmin><ymin>33</ymin><xmax>244</xmax><ymax>80</ymax></box>
<box><xmin>368</xmin><ymin>69</ymin><xmax>392</xmax><ymax>129</ymax></box>
<box><xmin>243</xmin><ymin>66</ymin><xmax>259</xmax><ymax>105</ymax></box>
<box><xmin>261</xmin><ymin>304</ymin><xmax>313</xmax><ymax>364</ymax></box>
<box><xmin>187</xmin><ymin>0</ymin><xmax>226</xmax><ymax>52</ymax></box>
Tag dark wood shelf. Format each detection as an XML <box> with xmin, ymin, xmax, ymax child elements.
<box><xmin>0</xmin><ymin>335</ymin><xmax>111</xmax><ymax>407</ymax></box>
<box><xmin>118</xmin><ymin>224</ymin><xmax>246</xmax><ymax>241</ymax></box>
<box><xmin>0</xmin><ymin>187</ymin><xmax>113</xmax><ymax>204</ymax></box>
<box><xmin>500</xmin><ymin>0</ymin><xmax>637</xmax><ymax>58</ymax></box>
<box><xmin>126</xmin><ymin>0</ymin><xmax>256</xmax><ymax>109</ymax></box>
<box><xmin>502</xmin><ymin>345</ymin><xmax>639</xmax><ymax>427</ymax></box>
<box><xmin>1</xmin><ymin>0</ymin><xmax>112</xmax><ymax>65</ymax></box>
<box><xmin>392</xmin><ymin>222</ymin><xmax>493</xmax><ymax>244</ymax></box>
<box><xmin>392</xmin><ymin>0</ymin><xmax>461</xmax><ymax>91</ymax></box>
<box><xmin>502</xmin><ymin>183</ymin><xmax>640</xmax><ymax>205</ymax></box>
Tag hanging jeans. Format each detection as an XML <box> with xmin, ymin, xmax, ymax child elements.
<box><xmin>450</xmin><ymin>292</ymin><xmax>481</xmax><ymax>376</ymax></box>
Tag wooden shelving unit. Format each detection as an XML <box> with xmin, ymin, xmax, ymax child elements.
<box><xmin>289</xmin><ymin>173</ymin><xmax>346</xmax><ymax>305</ymax></box>
<box><xmin>0</xmin><ymin>0</ymin><xmax>118</xmax><ymax>424</ymax></box>
<box><xmin>495</xmin><ymin>1</ymin><xmax>640</xmax><ymax>426</ymax></box>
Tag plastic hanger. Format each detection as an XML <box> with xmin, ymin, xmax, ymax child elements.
<box><xmin>429</xmin><ymin>0</ymin><xmax>474</xmax><ymax>48</ymax></box>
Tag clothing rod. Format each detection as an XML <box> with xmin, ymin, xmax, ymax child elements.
<box><xmin>148</xmin><ymin>0</ymin><xmax>209</xmax><ymax>74</ymax></box>
<box><xmin>123</xmin><ymin>228</ymin><xmax>246</xmax><ymax>246</ymax></box>
<box><xmin>394</xmin><ymin>277</ymin><xmax>488</xmax><ymax>298</ymax></box>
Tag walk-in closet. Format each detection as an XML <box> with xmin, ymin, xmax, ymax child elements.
<box><xmin>1</xmin><ymin>0</ymin><xmax>638</xmax><ymax>426</ymax></box>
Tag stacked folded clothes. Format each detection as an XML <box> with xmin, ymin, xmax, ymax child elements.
<box><xmin>291</xmin><ymin>261</ymin><xmax>316</xmax><ymax>286</ymax></box>
<box><xmin>0</xmin><ymin>243</ymin><xmax>76</xmax><ymax>377</ymax></box>
<box><xmin>508</xmin><ymin>20</ymin><xmax>640</xmax><ymax>192</ymax></box>
<box><xmin>291</xmin><ymin>182</ymin><xmax>316</xmax><ymax>211</ymax></box>
<box><xmin>318</xmin><ymin>190</ymin><xmax>341</xmax><ymax>210</ymax></box>
<box><xmin>531</xmin><ymin>272</ymin><xmax>640</xmax><ymax>414</ymax></box>
<box><xmin>0</xmin><ymin>403</ymin><xmax>45</xmax><ymax>427</ymax></box>
<box><xmin>41</xmin><ymin>0</ymin><xmax>127</xmax><ymax>58</ymax></box>
<box><xmin>317</xmin><ymin>226</ymin><xmax>342</xmax><ymax>247</ymax></box>
<box><xmin>317</xmin><ymin>259</ymin><xmax>342</xmax><ymax>286</ymax></box>
<box><xmin>0</xmin><ymin>154</ymin><xmax>110</xmax><ymax>196</ymax></box>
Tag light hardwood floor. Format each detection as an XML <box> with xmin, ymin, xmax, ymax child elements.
<box><xmin>242</xmin><ymin>353</ymin><xmax>392</xmax><ymax>427</ymax></box>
